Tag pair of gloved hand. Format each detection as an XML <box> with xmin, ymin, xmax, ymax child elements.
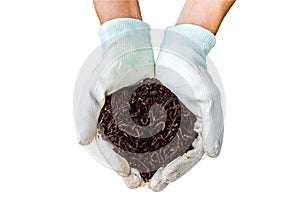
<box><xmin>74</xmin><ymin>18</ymin><xmax>223</xmax><ymax>191</ymax></box>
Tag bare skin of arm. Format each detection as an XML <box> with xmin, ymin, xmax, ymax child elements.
<box><xmin>177</xmin><ymin>0</ymin><xmax>236</xmax><ymax>35</ymax></box>
<box><xmin>93</xmin><ymin>0</ymin><xmax>142</xmax><ymax>24</ymax></box>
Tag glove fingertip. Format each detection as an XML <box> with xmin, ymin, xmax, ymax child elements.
<box><xmin>148</xmin><ymin>181</ymin><xmax>168</xmax><ymax>192</ymax></box>
<box><xmin>123</xmin><ymin>168</ymin><xmax>143</xmax><ymax>189</ymax></box>
<box><xmin>78</xmin><ymin>140</ymin><xmax>89</xmax><ymax>146</ymax></box>
<box><xmin>77</xmin><ymin>133</ymin><xmax>95</xmax><ymax>146</ymax></box>
<box><xmin>204</xmin><ymin>142</ymin><xmax>222</xmax><ymax>158</ymax></box>
<box><xmin>148</xmin><ymin>167</ymin><xmax>168</xmax><ymax>192</ymax></box>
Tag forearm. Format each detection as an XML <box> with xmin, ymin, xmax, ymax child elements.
<box><xmin>93</xmin><ymin>0</ymin><xmax>142</xmax><ymax>24</ymax></box>
<box><xmin>176</xmin><ymin>0</ymin><xmax>235</xmax><ymax>35</ymax></box>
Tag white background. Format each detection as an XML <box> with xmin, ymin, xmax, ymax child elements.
<box><xmin>0</xmin><ymin>0</ymin><xmax>299</xmax><ymax>199</ymax></box>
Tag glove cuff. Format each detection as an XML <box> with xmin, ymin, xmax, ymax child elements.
<box><xmin>98</xmin><ymin>18</ymin><xmax>154</xmax><ymax>68</ymax></box>
<box><xmin>166</xmin><ymin>24</ymin><xmax>216</xmax><ymax>55</ymax></box>
<box><xmin>99</xmin><ymin>18</ymin><xmax>151</xmax><ymax>43</ymax></box>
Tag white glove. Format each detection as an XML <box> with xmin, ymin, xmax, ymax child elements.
<box><xmin>148</xmin><ymin>24</ymin><xmax>224</xmax><ymax>191</ymax></box>
<box><xmin>73</xmin><ymin>18</ymin><xmax>154</xmax><ymax>187</ymax></box>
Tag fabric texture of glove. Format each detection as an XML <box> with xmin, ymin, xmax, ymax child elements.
<box><xmin>148</xmin><ymin>24</ymin><xmax>224</xmax><ymax>191</ymax></box>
